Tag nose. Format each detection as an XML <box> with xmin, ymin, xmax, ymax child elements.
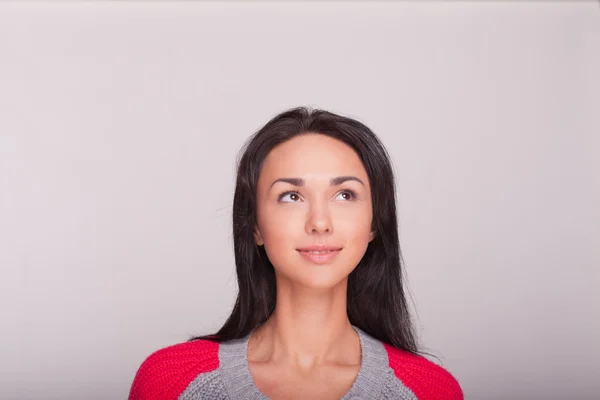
<box><xmin>305</xmin><ymin>206</ymin><xmax>333</xmax><ymax>236</ymax></box>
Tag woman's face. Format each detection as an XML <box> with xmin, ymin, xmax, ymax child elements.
<box><xmin>254</xmin><ymin>133</ymin><xmax>375</xmax><ymax>290</ymax></box>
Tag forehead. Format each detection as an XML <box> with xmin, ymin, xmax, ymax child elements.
<box><xmin>259</xmin><ymin>134</ymin><xmax>368</xmax><ymax>182</ymax></box>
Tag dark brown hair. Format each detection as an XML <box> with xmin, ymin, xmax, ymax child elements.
<box><xmin>190</xmin><ymin>106</ymin><xmax>421</xmax><ymax>355</ymax></box>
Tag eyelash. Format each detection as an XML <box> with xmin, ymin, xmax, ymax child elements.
<box><xmin>276</xmin><ymin>189</ymin><xmax>358</xmax><ymax>202</ymax></box>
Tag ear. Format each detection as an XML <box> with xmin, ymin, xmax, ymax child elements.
<box><xmin>368</xmin><ymin>229</ymin><xmax>376</xmax><ymax>242</ymax></box>
<box><xmin>254</xmin><ymin>226</ymin><xmax>264</xmax><ymax>246</ymax></box>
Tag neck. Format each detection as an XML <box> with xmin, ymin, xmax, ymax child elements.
<box><xmin>248</xmin><ymin>276</ymin><xmax>360</xmax><ymax>370</ymax></box>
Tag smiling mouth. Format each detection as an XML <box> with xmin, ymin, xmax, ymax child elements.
<box><xmin>296</xmin><ymin>248</ymin><xmax>343</xmax><ymax>264</ymax></box>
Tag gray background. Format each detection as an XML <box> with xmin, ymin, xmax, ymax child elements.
<box><xmin>0</xmin><ymin>1</ymin><xmax>598</xmax><ymax>399</ymax></box>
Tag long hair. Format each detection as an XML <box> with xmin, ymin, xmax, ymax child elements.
<box><xmin>189</xmin><ymin>106</ymin><xmax>421</xmax><ymax>355</ymax></box>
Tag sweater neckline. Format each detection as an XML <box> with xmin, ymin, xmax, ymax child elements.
<box><xmin>218</xmin><ymin>325</ymin><xmax>389</xmax><ymax>399</ymax></box>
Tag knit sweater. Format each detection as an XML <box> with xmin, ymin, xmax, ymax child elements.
<box><xmin>129</xmin><ymin>326</ymin><xmax>463</xmax><ymax>400</ymax></box>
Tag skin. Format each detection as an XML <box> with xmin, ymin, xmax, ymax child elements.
<box><xmin>250</xmin><ymin>133</ymin><xmax>375</xmax><ymax>399</ymax></box>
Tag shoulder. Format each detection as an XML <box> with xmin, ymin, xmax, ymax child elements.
<box><xmin>382</xmin><ymin>343</ymin><xmax>464</xmax><ymax>400</ymax></box>
<box><xmin>128</xmin><ymin>339</ymin><xmax>220</xmax><ymax>400</ymax></box>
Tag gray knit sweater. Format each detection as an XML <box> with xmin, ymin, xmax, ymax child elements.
<box><xmin>129</xmin><ymin>326</ymin><xmax>463</xmax><ymax>399</ymax></box>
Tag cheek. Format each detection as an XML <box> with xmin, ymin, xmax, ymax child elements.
<box><xmin>261</xmin><ymin>231</ymin><xmax>299</xmax><ymax>274</ymax></box>
<box><xmin>257</xmin><ymin>210</ymin><xmax>299</xmax><ymax>262</ymax></box>
<box><xmin>257</xmin><ymin>204</ymin><xmax>373</xmax><ymax>267</ymax></box>
<box><xmin>336</xmin><ymin>201</ymin><xmax>373</xmax><ymax>233</ymax></box>
<box><xmin>336</xmin><ymin>216</ymin><xmax>372</xmax><ymax>255</ymax></box>
<box><xmin>259</xmin><ymin>205</ymin><xmax>373</xmax><ymax>240</ymax></box>
<box><xmin>258</xmin><ymin>208</ymin><xmax>298</xmax><ymax>242</ymax></box>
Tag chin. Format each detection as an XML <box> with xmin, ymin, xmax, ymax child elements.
<box><xmin>305</xmin><ymin>281</ymin><xmax>348</xmax><ymax>291</ymax></box>
<box><xmin>281</xmin><ymin>269</ymin><xmax>351</xmax><ymax>291</ymax></box>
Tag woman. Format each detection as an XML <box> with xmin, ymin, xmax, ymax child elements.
<box><xmin>129</xmin><ymin>107</ymin><xmax>463</xmax><ymax>400</ymax></box>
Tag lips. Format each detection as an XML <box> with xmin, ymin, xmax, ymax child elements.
<box><xmin>296</xmin><ymin>246</ymin><xmax>343</xmax><ymax>264</ymax></box>
<box><xmin>296</xmin><ymin>245</ymin><xmax>343</xmax><ymax>252</ymax></box>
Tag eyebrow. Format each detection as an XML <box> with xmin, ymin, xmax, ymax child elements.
<box><xmin>269</xmin><ymin>176</ymin><xmax>365</xmax><ymax>190</ymax></box>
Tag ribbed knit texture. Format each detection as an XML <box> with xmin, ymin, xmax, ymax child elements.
<box><xmin>129</xmin><ymin>326</ymin><xmax>463</xmax><ymax>400</ymax></box>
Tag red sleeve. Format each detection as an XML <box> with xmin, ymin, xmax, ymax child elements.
<box><xmin>383</xmin><ymin>343</ymin><xmax>464</xmax><ymax>400</ymax></box>
<box><xmin>128</xmin><ymin>340</ymin><xmax>220</xmax><ymax>400</ymax></box>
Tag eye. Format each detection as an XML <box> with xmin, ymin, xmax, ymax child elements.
<box><xmin>277</xmin><ymin>190</ymin><xmax>302</xmax><ymax>203</ymax></box>
<box><xmin>277</xmin><ymin>189</ymin><xmax>358</xmax><ymax>203</ymax></box>
<box><xmin>335</xmin><ymin>190</ymin><xmax>358</xmax><ymax>201</ymax></box>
